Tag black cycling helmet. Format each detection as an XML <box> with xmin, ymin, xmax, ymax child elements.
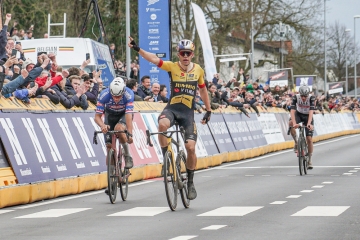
<box><xmin>299</xmin><ymin>85</ymin><xmax>310</xmax><ymax>96</ymax></box>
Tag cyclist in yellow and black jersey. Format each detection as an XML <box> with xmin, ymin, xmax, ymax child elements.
<box><xmin>128</xmin><ymin>37</ymin><xmax>212</xmax><ymax>200</ymax></box>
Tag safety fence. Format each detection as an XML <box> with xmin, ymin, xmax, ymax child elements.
<box><xmin>0</xmin><ymin>98</ymin><xmax>360</xmax><ymax>208</ymax></box>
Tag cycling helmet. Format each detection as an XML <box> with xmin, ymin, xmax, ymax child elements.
<box><xmin>110</xmin><ymin>78</ymin><xmax>126</xmax><ymax>96</ymax></box>
<box><xmin>176</xmin><ymin>39</ymin><xmax>195</xmax><ymax>52</ymax></box>
<box><xmin>299</xmin><ymin>85</ymin><xmax>310</xmax><ymax>96</ymax></box>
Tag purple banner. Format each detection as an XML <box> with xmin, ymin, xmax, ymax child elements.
<box><xmin>222</xmin><ymin>113</ymin><xmax>246</xmax><ymax>150</ymax></box>
<box><xmin>0</xmin><ymin>139</ymin><xmax>9</xmax><ymax>168</ymax></box>
<box><xmin>194</xmin><ymin>114</ymin><xmax>219</xmax><ymax>155</ymax></box>
<box><xmin>207</xmin><ymin>114</ymin><xmax>236</xmax><ymax>153</ymax></box>
<box><xmin>0</xmin><ymin>112</ymin><xmax>107</xmax><ymax>184</ymax></box>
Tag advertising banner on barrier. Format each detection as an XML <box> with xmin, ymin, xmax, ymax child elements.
<box><xmin>130</xmin><ymin>113</ymin><xmax>160</xmax><ymax>165</ymax></box>
<box><xmin>275</xmin><ymin>113</ymin><xmax>293</xmax><ymax>141</ymax></box>
<box><xmin>347</xmin><ymin>113</ymin><xmax>360</xmax><ymax>129</ymax></box>
<box><xmin>0</xmin><ymin>140</ymin><xmax>9</xmax><ymax>168</ymax></box>
<box><xmin>207</xmin><ymin>114</ymin><xmax>236</xmax><ymax>153</ymax></box>
<box><xmin>246</xmin><ymin>114</ymin><xmax>267</xmax><ymax>147</ymax></box>
<box><xmin>141</xmin><ymin>113</ymin><xmax>164</xmax><ymax>163</ymax></box>
<box><xmin>257</xmin><ymin>113</ymin><xmax>285</xmax><ymax>144</ymax></box>
<box><xmin>0</xmin><ymin>112</ymin><xmax>107</xmax><ymax>184</ymax></box>
<box><xmin>138</xmin><ymin>0</ymin><xmax>171</xmax><ymax>96</ymax></box>
<box><xmin>328</xmin><ymin>82</ymin><xmax>344</xmax><ymax>95</ymax></box>
<box><xmin>222</xmin><ymin>113</ymin><xmax>247</xmax><ymax>150</ymax></box>
<box><xmin>194</xmin><ymin>114</ymin><xmax>219</xmax><ymax>155</ymax></box>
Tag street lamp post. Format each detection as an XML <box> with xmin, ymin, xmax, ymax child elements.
<box><xmin>354</xmin><ymin>15</ymin><xmax>360</xmax><ymax>98</ymax></box>
<box><xmin>345</xmin><ymin>29</ymin><xmax>351</xmax><ymax>96</ymax></box>
<box><xmin>324</xmin><ymin>0</ymin><xmax>328</xmax><ymax>93</ymax></box>
<box><xmin>250</xmin><ymin>0</ymin><xmax>254</xmax><ymax>81</ymax></box>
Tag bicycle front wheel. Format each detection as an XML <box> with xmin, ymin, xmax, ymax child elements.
<box><xmin>164</xmin><ymin>151</ymin><xmax>178</xmax><ymax>211</ymax></box>
<box><xmin>107</xmin><ymin>148</ymin><xmax>118</xmax><ymax>203</ymax></box>
<box><xmin>178</xmin><ymin>151</ymin><xmax>190</xmax><ymax>208</ymax></box>
<box><xmin>119</xmin><ymin>146</ymin><xmax>129</xmax><ymax>201</ymax></box>
<box><xmin>298</xmin><ymin>139</ymin><xmax>304</xmax><ymax>176</ymax></box>
<box><xmin>303</xmin><ymin>143</ymin><xmax>308</xmax><ymax>175</ymax></box>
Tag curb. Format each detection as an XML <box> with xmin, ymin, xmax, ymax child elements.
<box><xmin>1</xmin><ymin>129</ymin><xmax>359</xmax><ymax>209</ymax></box>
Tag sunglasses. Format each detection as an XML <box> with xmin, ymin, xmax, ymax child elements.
<box><xmin>179</xmin><ymin>51</ymin><xmax>193</xmax><ymax>57</ymax></box>
<box><xmin>300</xmin><ymin>95</ymin><xmax>308</xmax><ymax>97</ymax></box>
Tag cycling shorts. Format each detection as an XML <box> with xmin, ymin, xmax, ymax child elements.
<box><xmin>289</xmin><ymin>111</ymin><xmax>314</xmax><ymax>137</ymax></box>
<box><xmin>104</xmin><ymin>112</ymin><xmax>133</xmax><ymax>144</ymax></box>
<box><xmin>158</xmin><ymin>104</ymin><xmax>197</xmax><ymax>142</ymax></box>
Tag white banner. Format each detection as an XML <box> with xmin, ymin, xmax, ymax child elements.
<box><xmin>191</xmin><ymin>3</ymin><xmax>217</xmax><ymax>82</ymax></box>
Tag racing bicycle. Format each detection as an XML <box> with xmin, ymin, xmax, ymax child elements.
<box><xmin>146</xmin><ymin>123</ymin><xmax>189</xmax><ymax>211</ymax></box>
<box><xmin>295</xmin><ymin>123</ymin><xmax>308</xmax><ymax>176</ymax></box>
<box><xmin>93</xmin><ymin>130</ymin><xmax>131</xmax><ymax>203</ymax></box>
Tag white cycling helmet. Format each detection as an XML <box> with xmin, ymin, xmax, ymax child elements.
<box><xmin>110</xmin><ymin>77</ymin><xmax>126</xmax><ymax>96</ymax></box>
<box><xmin>299</xmin><ymin>85</ymin><xmax>310</xmax><ymax>96</ymax></box>
<box><xmin>176</xmin><ymin>39</ymin><xmax>195</xmax><ymax>52</ymax></box>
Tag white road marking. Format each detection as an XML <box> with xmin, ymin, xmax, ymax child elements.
<box><xmin>322</xmin><ymin>182</ymin><xmax>333</xmax><ymax>184</ymax></box>
<box><xmin>270</xmin><ymin>201</ymin><xmax>287</xmax><ymax>204</ymax></box>
<box><xmin>201</xmin><ymin>225</ymin><xmax>227</xmax><ymax>230</ymax></box>
<box><xmin>198</xmin><ymin>207</ymin><xmax>263</xmax><ymax>217</ymax></box>
<box><xmin>355</xmin><ymin>168</ymin><xmax>360</xmax><ymax>170</ymax></box>
<box><xmin>300</xmin><ymin>190</ymin><xmax>314</xmax><ymax>193</ymax></box>
<box><xmin>108</xmin><ymin>207</ymin><xmax>169</xmax><ymax>217</ymax></box>
<box><xmin>311</xmin><ymin>185</ymin><xmax>324</xmax><ymax>188</ymax></box>
<box><xmin>343</xmin><ymin>173</ymin><xmax>353</xmax><ymax>175</ymax></box>
<box><xmin>286</xmin><ymin>195</ymin><xmax>301</xmax><ymax>199</ymax></box>
<box><xmin>291</xmin><ymin>206</ymin><xmax>350</xmax><ymax>216</ymax></box>
<box><xmin>15</xmin><ymin>208</ymin><xmax>90</xmax><ymax>218</ymax></box>
<box><xmin>15</xmin><ymin>181</ymin><xmax>154</xmax><ymax>210</ymax></box>
<box><xmin>349</xmin><ymin>170</ymin><xmax>358</xmax><ymax>173</ymax></box>
<box><xmin>0</xmin><ymin>210</ymin><xmax>14</xmax><ymax>215</ymax></box>
<box><xmin>169</xmin><ymin>236</ymin><xmax>197</xmax><ymax>240</ymax></box>
<box><xmin>245</xmin><ymin>175</ymin><xmax>254</xmax><ymax>177</ymax></box>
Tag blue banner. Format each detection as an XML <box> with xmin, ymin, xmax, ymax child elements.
<box><xmin>222</xmin><ymin>113</ymin><xmax>246</xmax><ymax>150</ymax></box>
<box><xmin>246</xmin><ymin>114</ymin><xmax>268</xmax><ymax>147</ymax></box>
<box><xmin>207</xmin><ymin>114</ymin><xmax>236</xmax><ymax>153</ymax></box>
<box><xmin>295</xmin><ymin>76</ymin><xmax>313</xmax><ymax>91</ymax></box>
<box><xmin>138</xmin><ymin>0</ymin><xmax>171</xmax><ymax>96</ymax></box>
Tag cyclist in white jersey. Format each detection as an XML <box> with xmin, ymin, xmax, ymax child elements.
<box><xmin>289</xmin><ymin>85</ymin><xmax>315</xmax><ymax>169</ymax></box>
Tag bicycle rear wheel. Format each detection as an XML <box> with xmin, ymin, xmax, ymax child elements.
<box><xmin>303</xmin><ymin>143</ymin><xmax>308</xmax><ymax>175</ymax></box>
<box><xmin>298</xmin><ymin>139</ymin><xmax>304</xmax><ymax>176</ymax></box>
<box><xmin>178</xmin><ymin>151</ymin><xmax>190</xmax><ymax>208</ymax></box>
<box><xmin>119</xmin><ymin>146</ymin><xmax>129</xmax><ymax>201</ymax></box>
<box><xmin>107</xmin><ymin>148</ymin><xmax>118</xmax><ymax>203</ymax></box>
<box><xmin>164</xmin><ymin>151</ymin><xmax>177</xmax><ymax>211</ymax></box>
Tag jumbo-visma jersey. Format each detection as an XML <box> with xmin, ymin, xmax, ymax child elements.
<box><xmin>157</xmin><ymin>60</ymin><xmax>206</xmax><ymax>110</ymax></box>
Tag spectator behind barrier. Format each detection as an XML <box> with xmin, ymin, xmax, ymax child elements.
<box><xmin>159</xmin><ymin>84</ymin><xmax>169</xmax><ymax>103</ymax></box>
<box><xmin>137</xmin><ymin>75</ymin><xmax>152</xmax><ymax>100</ymax></box>
<box><xmin>148</xmin><ymin>82</ymin><xmax>162</xmax><ymax>102</ymax></box>
<box><xmin>81</xmin><ymin>70</ymin><xmax>101</xmax><ymax>105</ymax></box>
<box><xmin>126</xmin><ymin>78</ymin><xmax>142</xmax><ymax>101</ymax></box>
<box><xmin>53</xmin><ymin>75</ymin><xmax>87</xmax><ymax>109</ymax></box>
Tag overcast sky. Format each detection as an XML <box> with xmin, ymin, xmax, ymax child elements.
<box><xmin>327</xmin><ymin>0</ymin><xmax>360</xmax><ymax>43</ymax></box>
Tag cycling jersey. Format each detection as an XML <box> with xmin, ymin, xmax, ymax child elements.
<box><xmin>96</xmin><ymin>87</ymin><xmax>134</xmax><ymax>115</ymax></box>
<box><xmin>290</xmin><ymin>94</ymin><xmax>315</xmax><ymax>114</ymax></box>
<box><xmin>157</xmin><ymin>60</ymin><xmax>206</xmax><ymax>110</ymax></box>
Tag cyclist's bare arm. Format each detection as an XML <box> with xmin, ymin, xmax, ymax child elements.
<box><xmin>94</xmin><ymin>113</ymin><xmax>109</xmax><ymax>133</ymax></box>
<box><xmin>199</xmin><ymin>87</ymin><xmax>211</xmax><ymax>112</ymax></box>
<box><xmin>125</xmin><ymin>113</ymin><xmax>133</xmax><ymax>137</ymax></box>
<box><xmin>290</xmin><ymin>109</ymin><xmax>298</xmax><ymax>127</ymax></box>
<box><xmin>128</xmin><ymin>36</ymin><xmax>160</xmax><ymax>65</ymax></box>
<box><xmin>307</xmin><ymin>110</ymin><xmax>314</xmax><ymax>130</ymax></box>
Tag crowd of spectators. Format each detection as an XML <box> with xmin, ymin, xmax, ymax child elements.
<box><xmin>0</xmin><ymin>14</ymin><xmax>101</xmax><ymax>109</ymax></box>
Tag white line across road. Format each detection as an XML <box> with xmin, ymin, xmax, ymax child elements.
<box><xmin>12</xmin><ymin>134</ymin><xmax>360</xmax><ymax>210</ymax></box>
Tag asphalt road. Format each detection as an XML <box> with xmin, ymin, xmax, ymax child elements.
<box><xmin>1</xmin><ymin>135</ymin><xmax>360</xmax><ymax>240</ymax></box>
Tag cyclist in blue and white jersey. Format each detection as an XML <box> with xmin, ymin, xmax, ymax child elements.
<box><xmin>94</xmin><ymin>77</ymin><xmax>134</xmax><ymax>170</ymax></box>
<box><xmin>289</xmin><ymin>85</ymin><xmax>315</xmax><ymax>169</ymax></box>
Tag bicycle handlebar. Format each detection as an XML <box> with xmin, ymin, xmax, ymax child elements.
<box><xmin>146</xmin><ymin>127</ymin><xmax>187</xmax><ymax>147</ymax></box>
<box><xmin>93</xmin><ymin>130</ymin><xmax>128</xmax><ymax>145</ymax></box>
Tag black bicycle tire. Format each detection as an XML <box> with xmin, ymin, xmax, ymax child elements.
<box><xmin>164</xmin><ymin>151</ymin><xmax>177</xmax><ymax>211</ymax></box>
<box><xmin>303</xmin><ymin>142</ymin><xmax>308</xmax><ymax>175</ymax></box>
<box><xmin>178</xmin><ymin>151</ymin><xmax>190</xmax><ymax>208</ymax></box>
<box><xmin>107</xmin><ymin>148</ymin><xmax>117</xmax><ymax>203</ymax></box>
<box><xmin>119</xmin><ymin>146</ymin><xmax>128</xmax><ymax>201</ymax></box>
<box><xmin>298</xmin><ymin>136</ymin><xmax>304</xmax><ymax>176</ymax></box>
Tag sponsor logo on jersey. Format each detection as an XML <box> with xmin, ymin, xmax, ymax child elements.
<box><xmin>174</xmin><ymin>88</ymin><xmax>180</xmax><ymax>93</ymax></box>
